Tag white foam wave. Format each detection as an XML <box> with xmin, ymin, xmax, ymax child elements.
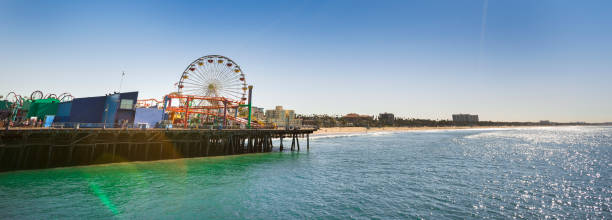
<box><xmin>309</xmin><ymin>131</ymin><xmax>394</xmax><ymax>140</ymax></box>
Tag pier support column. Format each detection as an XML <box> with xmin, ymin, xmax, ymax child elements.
<box><xmin>225</xmin><ymin>136</ymin><xmax>230</xmax><ymax>155</ymax></box>
<box><xmin>199</xmin><ymin>140</ymin><xmax>203</xmax><ymax>157</ymax></box>
<box><xmin>260</xmin><ymin>137</ymin><xmax>264</xmax><ymax>152</ymax></box>
<box><xmin>16</xmin><ymin>134</ymin><xmax>27</xmax><ymax>169</ymax></box>
<box><xmin>205</xmin><ymin>136</ymin><xmax>210</xmax><ymax>156</ymax></box>
<box><xmin>66</xmin><ymin>133</ymin><xmax>76</xmax><ymax>165</ymax></box>
<box><xmin>112</xmin><ymin>143</ymin><xmax>116</xmax><ymax>161</ymax></box>
<box><xmin>144</xmin><ymin>144</ymin><xmax>149</xmax><ymax>161</ymax></box>
<box><xmin>291</xmin><ymin>134</ymin><xmax>295</xmax><ymax>151</ymax></box>
<box><xmin>90</xmin><ymin>145</ymin><xmax>96</xmax><ymax>164</ymax></box>
<box><xmin>253</xmin><ymin>137</ymin><xmax>257</xmax><ymax>153</ymax></box>
<box><xmin>295</xmin><ymin>134</ymin><xmax>300</xmax><ymax>151</ymax></box>
<box><xmin>24</xmin><ymin>146</ymin><xmax>33</xmax><ymax>169</ymax></box>
<box><xmin>267</xmin><ymin>136</ymin><xmax>272</xmax><ymax>152</ymax></box>
<box><xmin>68</xmin><ymin>146</ymin><xmax>74</xmax><ymax>165</ymax></box>
<box><xmin>262</xmin><ymin>137</ymin><xmax>266</xmax><ymax>153</ymax></box>
<box><xmin>127</xmin><ymin>144</ymin><xmax>132</xmax><ymax>160</ymax></box>
<box><xmin>280</xmin><ymin>136</ymin><xmax>284</xmax><ymax>151</ymax></box>
<box><xmin>0</xmin><ymin>147</ymin><xmax>4</xmax><ymax>165</ymax></box>
<box><xmin>159</xmin><ymin>143</ymin><xmax>163</xmax><ymax>160</ymax></box>
<box><xmin>307</xmin><ymin>134</ymin><xmax>309</xmax><ymax>150</ymax></box>
<box><xmin>46</xmin><ymin>145</ymin><xmax>53</xmax><ymax>168</ymax></box>
<box><xmin>112</xmin><ymin>133</ymin><xmax>118</xmax><ymax>161</ymax></box>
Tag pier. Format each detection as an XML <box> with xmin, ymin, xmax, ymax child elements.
<box><xmin>0</xmin><ymin>128</ymin><xmax>315</xmax><ymax>172</ymax></box>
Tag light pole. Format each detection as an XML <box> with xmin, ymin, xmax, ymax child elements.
<box><xmin>247</xmin><ymin>85</ymin><xmax>253</xmax><ymax>129</ymax></box>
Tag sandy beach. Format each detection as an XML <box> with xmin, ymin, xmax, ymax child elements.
<box><xmin>312</xmin><ymin>126</ymin><xmax>523</xmax><ymax>136</ymax></box>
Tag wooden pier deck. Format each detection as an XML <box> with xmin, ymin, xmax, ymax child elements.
<box><xmin>0</xmin><ymin>128</ymin><xmax>315</xmax><ymax>172</ymax></box>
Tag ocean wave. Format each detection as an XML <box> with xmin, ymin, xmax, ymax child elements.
<box><xmin>311</xmin><ymin>127</ymin><xmax>514</xmax><ymax>139</ymax></box>
<box><xmin>309</xmin><ymin>131</ymin><xmax>394</xmax><ymax>140</ymax></box>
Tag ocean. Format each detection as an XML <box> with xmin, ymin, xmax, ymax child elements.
<box><xmin>1</xmin><ymin>126</ymin><xmax>610</xmax><ymax>219</ymax></box>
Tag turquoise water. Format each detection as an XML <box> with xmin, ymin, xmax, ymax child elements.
<box><xmin>1</xmin><ymin>126</ymin><xmax>611</xmax><ymax>219</ymax></box>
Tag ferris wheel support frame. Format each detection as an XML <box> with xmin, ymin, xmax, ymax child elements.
<box><xmin>162</xmin><ymin>93</ymin><xmax>247</xmax><ymax>129</ymax></box>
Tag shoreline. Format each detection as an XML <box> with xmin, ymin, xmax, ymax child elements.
<box><xmin>312</xmin><ymin>126</ymin><xmax>540</xmax><ymax>136</ymax></box>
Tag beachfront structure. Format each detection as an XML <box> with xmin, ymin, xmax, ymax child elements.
<box><xmin>298</xmin><ymin>114</ymin><xmax>344</xmax><ymax>127</ymax></box>
<box><xmin>378</xmin><ymin>113</ymin><xmax>395</xmax><ymax>125</ymax></box>
<box><xmin>452</xmin><ymin>114</ymin><xmax>479</xmax><ymax>123</ymax></box>
<box><xmin>265</xmin><ymin>106</ymin><xmax>302</xmax><ymax>128</ymax></box>
<box><xmin>540</xmin><ymin>120</ymin><xmax>552</xmax><ymax>125</ymax></box>
<box><xmin>343</xmin><ymin>113</ymin><xmax>371</xmax><ymax>118</ymax></box>
<box><xmin>342</xmin><ymin>113</ymin><xmax>373</xmax><ymax>127</ymax></box>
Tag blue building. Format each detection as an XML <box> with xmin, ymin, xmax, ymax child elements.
<box><xmin>134</xmin><ymin>108</ymin><xmax>164</xmax><ymax>128</ymax></box>
<box><xmin>53</xmin><ymin>101</ymin><xmax>72</xmax><ymax>122</ymax></box>
<box><xmin>67</xmin><ymin>92</ymin><xmax>138</xmax><ymax>127</ymax></box>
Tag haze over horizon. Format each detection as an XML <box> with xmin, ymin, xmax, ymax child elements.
<box><xmin>1</xmin><ymin>0</ymin><xmax>611</xmax><ymax>123</ymax></box>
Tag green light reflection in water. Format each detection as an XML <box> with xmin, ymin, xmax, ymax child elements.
<box><xmin>88</xmin><ymin>181</ymin><xmax>119</xmax><ymax>215</ymax></box>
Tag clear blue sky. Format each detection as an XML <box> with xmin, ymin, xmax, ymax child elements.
<box><xmin>1</xmin><ymin>0</ymin><xmax>611</xmax><ymax>122</ymax></box>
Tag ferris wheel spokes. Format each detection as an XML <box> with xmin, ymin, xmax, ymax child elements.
<box><xmin>178</xmin><ymin>55</ymin><xmax>247</xmax><ymax>103</ymax></box>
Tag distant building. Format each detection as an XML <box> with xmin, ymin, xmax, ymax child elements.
<box><xmin>342</xmin><ymin>113</ymin><xmax>373</xmax><ymax>127</ymax></box>
<box><xmin>539</xmin><ymin>120</ymin><xmax>552</xmax><ymax>125</ymax></box>
<box><xmin>298</xmin><ymin>114</ymin><xmax>339</xmax><ymax>128</ymax></box>
<box><xmin>378</xmin><ymin>113</ymin><xmax>395</xmax><ymax>125</ymax></box>
<box><xmin>343</xmin><ymin>113</ymin><xmax>372</xmax><ymax>119</ymax></box>
<box><xmin>252</xmin><ymin>107</ymin><xmax>265</xmax><ymax>121</ymax></box>
<box><xmin>265</xmin><ymin>106</ymin><xmax>302</xmax><ymax>128</ymax></box>
<box><xmin>452</xmin><ymin>114</ymin><xmax>479</xmax><ymax>123</ymax></box>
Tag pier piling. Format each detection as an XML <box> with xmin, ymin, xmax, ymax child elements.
<box><xmin>307</xmin><ymin>134</ymin><xmax>309</xmax><ymax>150</ymax></box>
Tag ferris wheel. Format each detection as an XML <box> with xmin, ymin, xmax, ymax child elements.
<box><xmin>177</xmin><ymin>55</ymin><xmax>247</xmax><ymax>103</ymax></box>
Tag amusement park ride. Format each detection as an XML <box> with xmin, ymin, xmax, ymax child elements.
<box><xmin>139</xmin><ymin>55</ymin><xmax>260</xmax><ymax>129</ymax></box>
<box><xmin>4</xmin><ymin>91</ymin><xmax>73</xmax><ymax>105</ymax></box>
<box><xmin>1</xmin><ymin>91</ymin><xmax>73</xmax><ymax>123</ymax></box>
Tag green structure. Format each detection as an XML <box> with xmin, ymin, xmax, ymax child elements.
<box><xmin>26</xmin><ymin>98</ymin><xmax>60</xmax><ymax>120</ymax></box>
<box><xmin>0</xmin><ymin>100</ymin><xmax>9</xmax><ymax>111</ymax></box>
